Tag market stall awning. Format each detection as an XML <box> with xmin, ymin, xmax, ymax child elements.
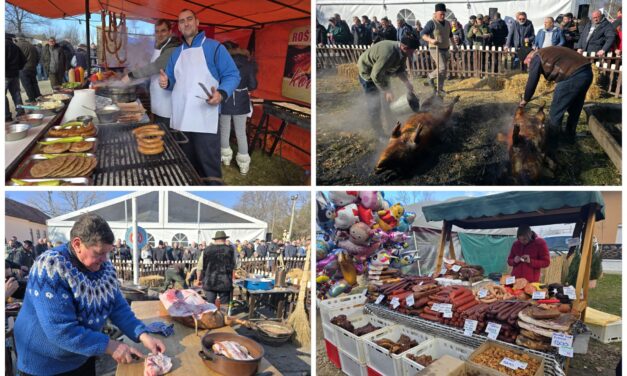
<box><xmin>422</xmin><ymin>192</ymin><xmax>605</xmax><ymax>229</ymax></box>
<box><xmin>7</xmin><ymin>0</ymin><xmax>310</xmax><ymax>32</ymax></box>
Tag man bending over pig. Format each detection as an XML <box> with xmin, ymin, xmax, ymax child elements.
<box><xmin>357</xmin><ymin>35</ymin><xmax>420</xmax><ymax>138</ymax></box>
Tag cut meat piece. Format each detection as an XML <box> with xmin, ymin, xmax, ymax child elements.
<box><xmin>212</xmin><ymin>341</ymin><xmax>253</xmax><ymax>360</ymax></box>
<box><xmin>518</xmin><ymin>307</ymin><xmax>577</xmax><ymax>331</ymax></box>
<box><xmin>144</xmin><ymin>353</ymin><xmax>172</xmax><ymax>376</ymax></box>
<box><xmin>517</xmin><ymin>320</ymin><xmax>561</xmax><ymax>338</ymax></box>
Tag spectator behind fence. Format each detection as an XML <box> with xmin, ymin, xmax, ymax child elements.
<box><xmin>507</xmin><ymin>11</ymin><xmax>535</xmax><ymax>48</ymax></box>
<box><xmin>534</xmin><ymin>17</ymin><xmax>565</xmax><ymax>49</ymax></box>
<box><xmin>490</xmin><ymin>12</ymin><xmax>509</xmax><ymax>47</ymax></box>
<box><xmin>396</xmin><ymin>17</ymin><xmax>413</xmax><ymax>42</ymax></box>
<box><xmin>467</xmin><ymin>14</ymin><xmax>491</xmax><ymax>48</ymax></box>
<box><xmin>613</xmin><ymin>8</ymin><xmax>622</xmax><ymax>54</ymax></box>
<box><xmin>464</xmin><ymin>16</ymin><xmax>477</xmax><ymax>46</ymax></box>
<box><xmin>153</xmin><ymin>240</ymin><xmax>166</xmax><ymax>262</ymax></box>
<box><xmin>351</xmin><ymin>16</ymin><xmax>368</xmax><ymax>45</ymax></box>
<box><xmin>374</xmin><ymin>17</ymin><xmax>397</xmax><ymax>43</ymax></box>
<box><xmin>451</xmin><ymin>19</ymin><xmax>466</xmax><ymax>47</ymax></box>
<box><xmin>361</xmin><ymin>16</ymin><xmax>374</xmax><ymax>45</ymax></box>
<box><xmin>576</xmin><ymin>10</ymin><xmax>616</xmax><ymax>56</ymax></box>
<box><xmin>317</xmin><ymin>20</ymin><xmax>328</xmax><ymax>45</ymax></box>
<box><xmin>561</xmin><ymin>13</ymin><xmax>580</xmax><ymax>49</ymax></box>
<box><xmin>328</xmin><ymin>14</ymin><xmax>352</xmax><ymax>45</ymax></box>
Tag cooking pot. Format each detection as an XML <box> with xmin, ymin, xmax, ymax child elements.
<box><xmin>198</xmin><ymin>332</ymin><xmax>264</xmax><ymax>376</ymax></box>
<box><xmin>95</xmin><ymin>85</ymin><xmax>137</xmax><ymax>103</ymax></box>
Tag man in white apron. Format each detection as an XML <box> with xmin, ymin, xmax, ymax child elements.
<box><xmin>123</xmin><ymin>19</ymin><xmax>180</xmax><ymax>128</ymax></box>
<box><xmin>160</xmin><ymin>9</ymin><xmax>240</xmax><ymax>183</ymax></box>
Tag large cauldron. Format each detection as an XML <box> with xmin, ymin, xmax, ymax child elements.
<box><xmin>95</xmin><ymin>85</ymin><xmax>137</xmax><ymax>103</ymax></box>
<box><xmin>198</xmin><ymin>332</ymin><xmax>264</xmax><ymax>376</ymax></box>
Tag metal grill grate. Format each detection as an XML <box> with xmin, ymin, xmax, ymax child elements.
<box><xmin>92</xmin><ymin>122</ymin><xmax>202</xmax><ymax>186</ymax></box>
<box><xmin>365</xmin><ymin>303</ymin><xmax>567</xmax><ymax>376</ymax></box>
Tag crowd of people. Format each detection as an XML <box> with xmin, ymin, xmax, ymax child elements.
<box><xmin>318</xmin><ymin>8</ymin><xmax>622</xmax><ymax>56</ymax></box>
<box><xmin>5</xmin><ymin>33</ymin><xmax>95</xmax><ymax>121</ymax></box>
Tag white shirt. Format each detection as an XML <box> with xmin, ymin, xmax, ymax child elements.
<box><xmin>542</xmin><ymin>29</ymin><xmax>555</xmax><ymax>48</ymax></box>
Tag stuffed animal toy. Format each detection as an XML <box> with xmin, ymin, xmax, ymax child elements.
<box><xmin>316</xmin><ymin>239</ymin><xmax>330</xmax><ymax>260</ymax></box>
<box><xmin>337</xmin><ymin>239</ymin><xmax>381</xmax><ymax>262</ymax></box>
<box><xmin>357</xmin><ymin>204</ymin><xmax>375</xmax><ymax>226</ymax></box>
<box><xmin>348</xmin><ymin>222</ymin><xmax>372</xmax><ymax>246</ymax></box>
<box><xmin>374</xmin><ymin>203</ymin><xmax>404</xmax><ymax>232</ymax></box>
<box><xmin>359</xmin><ymin>191</ymin><xmax>378</xmax><ymax>209</ymax></box>
<box><xmin>316</xmin><ymin>192</ymin><xmax>335</xmax><ymax>232</ymax></box>
<box><xmin>328</xmin><ymin>191</ymin><xmax>359</xmax><ymax>207</ymax></box>
<box><xmin>395</xmin><ymin>211</ymin><xmax>417</xmax><ymax>232</ymax></box>
<box><xmin>335</xmin><ymin>204</ymin><xmax>359</xmax><ymax>229</ymax></box>
<box><xmin>370</xmin><ymin>249</ymin><xmax>397</xmax><ymax>266</ymax></box>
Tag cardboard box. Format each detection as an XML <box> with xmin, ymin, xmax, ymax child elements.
<box><xmin>467</xmin><ymin>341</ymin><xmax>545</xmax><ymax>376</ymax></box>
<box><xmin>416</xmin><ymin>355</ymin><xmax>466</xmax><ymax>376</ymax></box>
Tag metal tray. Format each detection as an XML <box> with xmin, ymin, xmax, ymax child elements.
<box><xmin>46</xmin><ymin>123</ymin><xmax>99</xmax><ymax>138</ymax></box>
<box><xmin>10</xmin><ymin>153</ymin><xmax>98</xmax><ymax>180</ymax></box>
<box><xmin>32</xmin><ymin>137</ymin><xmax>98</xmax><ymax>154</ymax></box>
<box><xmin>7</xmin><ymin>177</ymin><xmax>92</xmax><ymax>186</ymax></box>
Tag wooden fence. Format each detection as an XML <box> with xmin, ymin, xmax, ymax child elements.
<box><xmin>111</xmin><ymin>256</ymin><xmax>307</xmax><ymax>281</ymax></box>
<box><xmin>317</xmin><ymin>44</ymin><xmax>622</xmax><ymax>97</ymax></box>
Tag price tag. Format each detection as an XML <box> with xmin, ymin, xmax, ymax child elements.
<box><xmin>443</xmin><ymin>311</ymin><xmax>453</xmax><ymax>318</ymax></box>
<box><xmin>440</xmin><ymin>267</ymin><xmax>447</xmax><ymax>275</ymax></box>
<box><xmin>419</xmin><ymin>281</ymin><xmax>424</xmax><ymax>286</ymax></box>
<box><xmin>564</xmin><ymin>286</ymin><xmax>576</xmax><ymax>300</ymax></box>
<box><xmin>432</xmin><ymin>303</ymin><xmax>442</xmax><ymax>312</ymax></box>
<box><xmin>477</xmin><ymin>289</ymin><xmax>488</xmax><ymax>299</ymax></box>
<box><xmin>532</xmin><ymin>291</ymin><xmax>546</xmax><ymax>300</ymax></box>
<box><xmin>452</xmin><ymin>265</ymin><xmax>462</xmax><ymax>272</ymax></box>
<box><xmin>551</xmin><ymin>333</ymin><xmax>573</xmax><ymax>348</ymax></box>
<box><xmin>406</xmin><ymin>294</ymin><xmax>415</xmax><ymax>307</ymax></box>
<box><xmin>464</xmin><ymin>319</ymin><xmax>478</xmax><ymax>336</ymax></box>
<box><xmin>362</xmin><ymin>289</ymin><xmax>368</xmax><ymax>296</ymax></box>
<box><xmin>516</xmin><ymin>361</ymin><xmax>528</xmax><ymax>370</ymax></box>
<box><xmin>505</xmin><ymin>276</ymin><xmax>516</xmax><ymax>285</ymax></box>
<box><xmin>375</xmin><ymin>295</ymin><xmax>385</xmax><ymax>305</ymax></box>
<box><xmin>434</xmin><ymin>303</ymin><xmax>452</xmax><ymax>313</ymax></box>
<box><xmin>500</xmin><ymin>357</ymin><xmax>519</xmax><ymax>370</ymax></box>
<box><xmin>391</xmin><ymin>297</ymin><xmax>400</xmax><ymax>309</ymax></box>
<box><xmin>559</xmin><ymin>346</ymin><xmax>574</xmax><ymax>358</ymax></box>
<box><xmin>486</xmin><ymin>322</ymin><xmax>502</xmax><ymax>340</ymax></box>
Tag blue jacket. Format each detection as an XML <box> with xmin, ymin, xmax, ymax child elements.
<box><xmin>397</xmin><ymin>23</ymin><xmax>413</xmax><ymax>42</ymax></box>
<box><xmin>14</xmin><ymin>244</ymin><xmax>147</xmax><ymax>375</ymax></box>
<box><xmin>164</xmin><ymin>32</ymin><xmax>240</xmax><ymax>100</ymax></box>
<box><xmin>534</xmin><ymin>27</ymin><xmax>565</xmax><ymax>48</ymax></box>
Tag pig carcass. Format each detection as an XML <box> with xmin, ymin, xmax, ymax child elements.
<box><xmin>375</xmin><ymin>95</ymin><xmax>460</xmax><ymax>173</ymax></box>
<box><xmin>508</xmin><ymin>102</ymin><xmax>548</xmax><ymax>183</ymax></box>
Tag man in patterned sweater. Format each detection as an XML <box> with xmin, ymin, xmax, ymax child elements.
<box><xmin>14</xmin><ymin>214</ymin><xmax>166</xmax><ymax>376</ymax></box>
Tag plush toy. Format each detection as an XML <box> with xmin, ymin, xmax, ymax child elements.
<box><xmin>328</xmin><ymin>191</ymin><xmax>359</xmax><ymax>207</ymax></box>
<box><xmin>316</xmin><ymin>253</ymin><xmax>337</xmax><ymax>273</ymax></box>
<box><xmin>316</xmin><ymin>193</ymin><xmax>335</xmax><ymax>232</ymax></box>
<box><xmin>374</xmin><ymin>203</ymin><xmax>404</xmax><ymax>232</ymax></box>
<box><xmin>337</xmin><ymin>239</ymin><xmax>381</xmax><ymax>262</ymax></box>
<box><xmin>328</xmin><ymin>279</ymin><xmax>351</xmax><ymax>297</ymax></box>
<box><xmin>357</xmin><ymin>204</ymin><xmax>375</xmax><ymax>226</ymax></box>
<box><xmin>335</xmin><ymin>204</ymin><xmax>359</xmax><ymax>229</ymax></box>
<box><xmin>395</xmin><ymin>211</ymin><xmax>417</xmax><ymax>232</ymax></box>
<box><xmin>370</xmin><ymin>249</ymin><xmax>397</xmax><ymax>266</ymax></box>
<box><xmin>316</xmin><ymin>239</ymin><xmax>330</xmax><ymax>260</ymax></box>
<box><xmin>349</xmin><ymin>222</ymin><xmax>372</xmax><ymax>246</ymax></box>
<box><xmin>338</xmin><ymin>251</ymin><xmax>357</xmax><ymax>285</ymax></box>
<box><xmin>359</xmin><ymin>191</ymin><xmax>378</xmax><ymax>209</ymax></box>
<box><xmin>391</xmin><ymin>251</ymin><xmax>417</xmax><ymax>268</ymax></box>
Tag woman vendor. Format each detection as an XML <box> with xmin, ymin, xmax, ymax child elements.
<box><xmin>14</xmin><ymin>214</ymin><xmax>166</xmax><ymax>376</ymax></box>
<box><xmin>507</xmin><ymin>225</ymin><xmax>551</xmax><ymax>283</ymax></box>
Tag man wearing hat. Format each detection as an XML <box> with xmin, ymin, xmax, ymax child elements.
<box><xmin>420</xmin><ymin>3</ymin><xmax>458</xmax><ymax>95</ymax></box>
<box><xmin>197</xmin><ymin>231</ymin><xmax>235</xmax><ymax>304</ymax></box>
<box><xmin>357</xmin><ymin>35</ymin><xmax>420</xmax><ymax>138</ymax></box>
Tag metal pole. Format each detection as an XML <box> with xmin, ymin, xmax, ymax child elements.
<box><xmin>287</xmin><ymin>194</ymin><xmax>299</xmax><ymax>241</ymax></box>
<box><xmin>85</xmin><ymin>0</ymin><xmax>91</xmax><ymax>73</ymax></box>
<box><xmin>132</xmin><ymin>196</ymin><xmax>139</xmax><ymax>286</ymax></box>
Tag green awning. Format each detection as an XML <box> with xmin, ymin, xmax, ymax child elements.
<box><xmin>422</xmin><ymin>192</ymin><xmax>605</xmax><ymax>229</ymax></box>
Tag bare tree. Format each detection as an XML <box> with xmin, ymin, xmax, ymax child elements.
<box><xmin>5</xmin><ymin>4</ymin><xmax>44</xmax><ymax>35</ymax></box>
<box><xmin>234</xmin><ymin>192</ymin><xmax>310</xmax><ymax>239</ymax></box>
<box><xmin>391</xmin><ymin>191</ymin><xmax>436</xmax><ymax>205</ymax></box>
<box><xmin>27</xmin><ymin>192</ymin><xmax>103</xmax><ymax>217</ymax></box>
<box><xmin>62</xmin><ymin>24</ymin><xmax>82</xmax><ymax>46</ymax></box>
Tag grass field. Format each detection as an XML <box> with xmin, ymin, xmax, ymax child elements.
<box><xmin>587</xmin><ymin>273</ymin><xmax>622</xmax><ymax>316</ymax></box>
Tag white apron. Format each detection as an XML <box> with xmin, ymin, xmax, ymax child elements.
<box><xmin>171</xmin><ymin>37</ymin><xmax>219</xmax><ymax>133</ymax></box>
<box><xmin>150</xmin><ymin>38</ymin><xmax>173</xmax><ymax>118</ymax></box>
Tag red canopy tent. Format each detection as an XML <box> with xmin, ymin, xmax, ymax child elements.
<box><xmin>9</xmin><ymin>0</ymin><xmax>311</xmax><ymax>169</ymax></box>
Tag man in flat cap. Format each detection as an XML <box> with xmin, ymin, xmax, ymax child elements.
<box><xmin>357</xmin><ymin>35</ymin><xmax>421</xmax><ymax>139</ymax></box>
<box><xmin>420</xmin><ymin>3</ymin><xmax>457</xmax><ymax>96</ymax></box>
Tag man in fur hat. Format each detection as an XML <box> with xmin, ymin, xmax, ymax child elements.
<box><xmin>420</xmin><ymin>3</ymin><xmax>458</xmax><ymax>96</ymax></box>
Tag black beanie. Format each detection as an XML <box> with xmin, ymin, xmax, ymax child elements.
<box><xmin>435</xmin><ymin>3</ymin><xmax>446</xmax><ymax>12</ymax></box>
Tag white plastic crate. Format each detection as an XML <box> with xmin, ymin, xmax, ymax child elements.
<box><xmin>588</xmin><ymin>320</ymin><xmax>622</xmax><ymax>343</ymax></box>
<box><xmin>401</xmin><ymin>338</ymin><xmax>474</xmax><ymax>375</ymax></box>
<box><xmin>323</xmin><ymin>322</ymin><xmax>338</xmax><ymax>345</ymax></box>
<box><xmin>362</xmin><ymin>325</ymin><xmax>433</xmax><ymax>376</ymax></box>
<box><xmin>339</xmin><ymin>349</ymin><xmax>368</xmax><ymax>376</ymax></box>
<box><xmin>335</xmin><ymin>314</ymin><xmax>394</xmax><ymax>362</ymax></box>
<box><xmin>319</xmin><ymin>294</ymin><xmax>367</xmax><ymax>324</ymax></box>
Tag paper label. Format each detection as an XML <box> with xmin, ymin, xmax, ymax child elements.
<box><xmin>516</xmin><ymin>361</ymin><xmax>528</xmax><ymax>370</ymax></box>
<box><xmin>551</xmin><ymin>332</ymin><xmax>573</xmax><ymax>348</ymax></box>
<box><xmin>443</xmin><ymin>311</ymin><xmax>453</xmax><ymax>318</ymax></box>
<box><xmin>375</xmin><ymin>295</ymin><xmax>385</xmax><ymax>305</ymax></box>
<box><xmin>564</xmin><ymin>286</ymin><xmax>576</xmax><ymax>300</ymax></box>
<box><xmin>505</xmin><ymin>276</ymin><xmax>516</xmax><ymax>285</ymax></box>
<box><xmin>452</xmin><ymin>265</ymin><xmax>462</xmax><ymax>272</ymax></box>
<box><xmin>440</xmin><ymin>267</ymin><xmax>447</xmax><ymax>275</ymax></box>
<box><xmin>532</xmin><ymin>291</ymin><xmax>546</xmax><ymax>300</ymax></box>
<box><xmin>432</xmin><ymin>303</ymin><xmax>452</xmax><ymax>313</ymax></box>
<box><xmin>559</xmin><ymin>346</ymin><xmax>574</xmax><ymax>358</ymax></box>
<box><xmin>419</xmin><ymin>281</ymin><xmax>424</xmax><ymax>286</ymax></box>
<box><xmin>477</xmin><ymin>289</ymin><xmax>488</xmax><ymax>299</ymax></box>
<box><xmin>391</xmin><ymin>297</ymin><xmax>400</xmax><ymax>309</ymax></box>
<box><xmin>464</xmin><ymin>319</ymin><xmax>478</xmax><ymax>336</ymax></box>
<box><xmin>406</xmin><ymin>295</ymin><xmax>415</xmax><ymax>307</ymax></box>
<box><xmin>486</xmin><ymin>322</ymin><xmax>502</xmax><ymax>340</ymax></box>
<box><xmin>500</xmin><ymin>357</ymin><xmax>520</xmax><ymax>370</ymax></box>
<box><xmin>362</xmin><ymin>289</ymin><xmax>368</xmax><ymax>296</ymax></box>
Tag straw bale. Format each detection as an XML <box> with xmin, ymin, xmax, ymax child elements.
<box><xmin>139</xmin><ymin>275</ymin><xmax>164</xmax><ymax>288</ymax></box>
<box><xmin>337</xmin><ymin>63</ymin><xmax>359</xmax><ymax>80</ymax></box>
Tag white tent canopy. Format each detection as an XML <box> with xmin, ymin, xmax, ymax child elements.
<box><xmin>47</xmin><ymin>191</ymin><xmax>268</xmax><ymax>246</ymax></box>
<box><xmin>317</xmin><ymin>0</ymin><xmax>577</xmax><ymax>35</ymax></box>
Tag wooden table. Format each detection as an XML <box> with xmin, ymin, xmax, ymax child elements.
<box><xmin>115</xmin><ymin>301</ymin><xmax>281</xmax><ymax>376</ymax></box>
<box><xmin>237</xmin><ymin>285</ymin><xmax>300</xmax><ymax>320</ymax></box>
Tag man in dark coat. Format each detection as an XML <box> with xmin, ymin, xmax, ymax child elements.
<box><xmin>256</xmin><ymin>240</ymin><xmax>268</xmax><ymax>257</ymax></box>
<box><xmin>374</xmin><ymin>17</ymin><xmax>397</xmax><ymax>42</ymax></box>
<box><xmin>576</xmin><ymin>10</ymin><xmax>616</xmax><ymax>55</ymax></box>
<box><xmin>506</xmin><ymin>11</ymin><xmax>535</xmax><ymax>48</ymax></box>
<box><xmin>5</xmin><ymin>33</ymin><xmax>26</xmax><ymax>121</ymax></box>
<box><xmin>42</xmin><ymin>37</ymin><xmax>69</xmax><ymax>87</ymax></box>
<box><xmin>72</xmin><ymin>44</ymin><xmax>88</xmax><ymax>70</ymax></box>
<box><xmin>396</xmin><ymin>18</ymin><xmax>413</xmax><ymax>41</ymax></box>
<box><xmin>153</xmin><ymin>240</ymin><xmax>167</xmax><ymax>262</ymax></box>
<box><xmin>561</xmin><ymin>13</ymin><xmax>580</xmax><ymax>49</ymax></box>
<box><xmin>198</xmin><ymin>231</ymin><xmax>235</xmax><ymax>304</ymax></box>
<box><xmin>489</xmin><ymin>13</ymin><xmax>509</xmax><ymax>47</ymax></box>
<box><xmin>7</xmin><ymin>240</ymin><xmax>36</xmax><ymax>272</ymax></box>
<box><xmin>15</xmin><ymin>35</ymin><xmax>42</xmax><ymax>103</ymax></box>
<box><xmin>284</xmin><ymin>241</ymin><xmax>298</xmax><ymax>257</ymax></box>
